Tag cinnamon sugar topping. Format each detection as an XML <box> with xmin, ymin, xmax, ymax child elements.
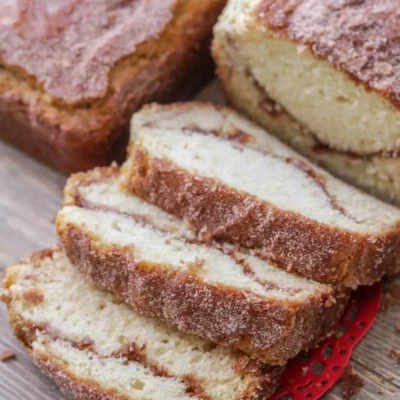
<box><xmin>23</xmin><ymin>287</ymin><xmax>44</xmax><ymax>304</ymax></box>
<box><xmin>0</xmin><ymin>0</ymin><xmax>175</xmax><ymax>103</ymax></box>
<box><xmin>254</xmin><ymin>0</ymin><xmax>400</xmax><ymax>107</ymax></box>
<box><xmin>245</xmin><ymin>67</ymin><xmax>285</xmax><ymax>117</ymax></box>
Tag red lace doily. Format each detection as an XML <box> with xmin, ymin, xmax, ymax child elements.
<box><xmin>271</xmin><ymin>283</ymin><xmax>381</xmax><ymax>400</ymax></box>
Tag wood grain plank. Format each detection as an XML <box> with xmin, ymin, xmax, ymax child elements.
<box><xmin>1</xmin><ymin>82</ymin><xmax>400</xmax><ymax>399</ymax></box>
<box><xmin>0</xmin><ymin>143</ymin><xmax>66</xmax><ymax>400</ymax></box>
<box><xmin>0</xmin><ymin>306</ymin><xmax>65</xmax><ymax>400</ymax></box>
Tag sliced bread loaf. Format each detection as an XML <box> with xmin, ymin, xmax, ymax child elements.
<box><xmin>121</xmin><ymin>102</ymin><xmax>400</xmax><ymax>288</ymax></box>
<box><xmin>56</xmin><ymin>166</ymin><xmax>347</xmax><ymax>365</ymax></box>
<box><xmin>1</xmin><ymin>248</ymin><xmax>283</xmax><ymax>400</ymax></box>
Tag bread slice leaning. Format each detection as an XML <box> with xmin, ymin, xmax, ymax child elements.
<box><xmin>1</xmin><ymin>248</ymin><xmax>284</xmax><ymax>400</ymax></box>
<box><xmin>121</xmin><ymin>102</ymin><xmax>400</xmax><ymax>288</ymax></box>
<box><xmin>56</xmin><ymin>166</ymin><xmax>347</xmax><ymax>366</ymax></box>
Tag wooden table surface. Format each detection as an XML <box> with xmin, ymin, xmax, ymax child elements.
<box><xmin>0</xmin><ymin>82</ymin><xmax>399</xmax><ymax>400</ymax></box>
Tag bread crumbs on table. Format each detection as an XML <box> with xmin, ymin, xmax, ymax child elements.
<box><xmin>388</xmin><ymin>350</ymin><xmax>400</xmax><ymax>362</ymax></box>
<box><xmin>340</xmin><ymin>364</ymin><xmax>364</xmax><ymax>399</ymax></box>
<box><xmin>0</xmin><ymin>349</ymin><xmax>16</xmax><ymax>362</ymax></box>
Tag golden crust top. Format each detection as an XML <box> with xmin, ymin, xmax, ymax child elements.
<box><xmin>0</xmin><ymin>0</ymin><xmax>176</xmax><ymax>103</ymax></box>
<box><xmin>255</xmin><ymin>0</ymin><xmax>400</xmax><ymax>108</ymax></box>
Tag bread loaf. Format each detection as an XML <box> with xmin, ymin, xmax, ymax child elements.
<box><xmin>0</xmin><ymin>0</ymin><xmax>226</xmax><ymax>172</ymax></box>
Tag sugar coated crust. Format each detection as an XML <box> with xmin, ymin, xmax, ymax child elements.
<box><xmin>254</xmin><ymin>0</ymin><xmax>400</xmax><ymax>109</ymax></box>
<box><xmin>122</xmin><ymin>102</ymin><xmax>400</xmax><ymax>288</ymax></box>
<box><xmin>0</xmin><ymin>0</ymin><xmax>225</xmax><ymax>172</ymax></box>
<box><xmin>0</xmin><ymin>0</ymin><xmax>177</xmax><ymax>103</ymax></box>
<box><xmin>1</xmin><ymin>248</ymin><xmax>283</xmax><ymax>400</ymax></box>
<box><xmin>34</xmin><ymin>354</ymin><xmax>131</xmax><ymax>400</ymax></box>
<box><xmin>57</xmin><ymin>166</ymin><xmax>348</xmax><ymax>365</ymax></box>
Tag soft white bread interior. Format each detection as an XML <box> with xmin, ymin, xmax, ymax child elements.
<box><xmin>62</xmin><ymin>170</ymin><xmax>326</xmax><ymax>301</ymax></box>
<box><xmin>56</xmin><ymin>166</ymin><xmax>346</xmax><ymax>365</ymax></box>
<box><xmin>121</xmin><ymin>102</ymin><xmax>400</xmax><ymax>287</ymax></box>
<box><xmin>212</xmin><ymin>0</ymin><xmax>400</xmax><ymax>204</ymax></box>
<box><xmin>1</xmin><ymin>248</ymin><xmax>282</xmax><ymax>400</ymax></box>
<box><xmin>125</xmin><ymin>103</ymin><xmax>400</xmax><ymax>233</ymax></box>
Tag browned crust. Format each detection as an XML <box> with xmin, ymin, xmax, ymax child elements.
<box><xmin>3</xmin><ymin>304</ymin><xmax>131</xmax><ymax>400</ymax></box>
<box><xmin>2</xmin><ymin>304</ymin><xmax>130</xmax><ymax>400</ymax></box>
<box><xmin>57</xmin><ymin>190</ymin><xmax>347</xmax><ymax>365</ymax></box>
<box><xmin>238</xmin><ymin>361</ymin><xmax>284</xmax><ymax>400</ymax></box>
<box><xmin>123</xmin><ymin>150</ymin><xmax>400</xmax><ymax>288</ymax></box>
<box><xmin>253</xmin><ymin>0</ymin><xmax>400</xmax><ymax>110</ymax></box>
<box><xmin>34</xmin><ymin>349</ymin><xmax>281</xmax><ymax>400</ymax></box>
<box><xmin>1</xmin><ymin>248</ymin><xmax>283</xmax><ymax>399</ymax></box>
<box><xmin>0</xmin><ymin>0</ymin><xmax>225</xmax><ymax>173</ymax></box>
<box><xmin>33</xmin><ymin>354</ymin><xmax>132</xmax><ymax>400</ymax></box>
<box><xmin>63</xmin><ymin>163</ymin><xmax>121</xmax><ymax>205</ymax></box>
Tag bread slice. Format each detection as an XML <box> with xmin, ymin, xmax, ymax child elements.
<box><xmin>212</xmin><ymin>0</ymin><xmax>400</xmax><ymax>205</ymax></box>
<box><xmin>56</xmin><ymin>166</ymin><xmax>347</xmax><ymax>365</ymax></box>
<box><xmin>121</xmin><ymin>102</ymin><xmax>400</xmax><ymax>288</ymax></box>
<box><xmin>0</xmin><ymin>0</ymin><xmax>226</xmax><ymax>173</ymax></box>
<box><xmin>1</xmin><ymin>248</ymin><xmax>283</xmax><ymax>400</ymax></box>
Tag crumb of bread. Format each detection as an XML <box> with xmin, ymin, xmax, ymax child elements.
<box><xmin>0</xmin><ymin>349</ymin><xmax>16</xmax><ymax>362</ymax></box>
<box><xmin>388</xmin><ymin>350</ymin><xmax>400</xmax><ymax>362</ymax></box>
<box><xmin>380</xmin><ymin>284</ymin><xmax>400</xmax><ymax>311</ymax></box>
<box><xmin>341</xmin><ymin>364</ymin><xmax>364</xmax><ymax>399</ymax></box>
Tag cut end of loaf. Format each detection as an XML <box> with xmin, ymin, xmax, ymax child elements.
<box><xmin>212</xmin><ymin>0</ymin><xmax>400</xmax><ymax>205</ymax></box>
<box><xmin>2</xmin><ymin>248</ymin><xmax>283</xmax><ymax>400</ymax></box>
<box><xmin>126</xmin><ymin>102</ymin><xmax>400</xmax><ymax>233</ymax></box>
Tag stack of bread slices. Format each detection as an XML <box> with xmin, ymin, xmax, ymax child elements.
<box><xmin>3</xmin><ymin>102</ymin><xmax>400</xmax><ymax>400</ymax></box>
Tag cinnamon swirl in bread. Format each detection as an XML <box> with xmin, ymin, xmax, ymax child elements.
<box><xmin>122</xmin><ymin>102</ymin><xmax>400</xmax><ymax>288</ymax></box>
<box><xmin>55</xmin><ymin>165</ymin><xmax>347</xmax><ymax>365</ymax></box>
<box><xmin>1</xmin><ymin>248</ymin><xmax>283</xmax><ymax>400</ymax></box>
<box><xmin>213</xmin><ymin>0</ymin><xmax>400</xmax><ymax>205</ymax></box>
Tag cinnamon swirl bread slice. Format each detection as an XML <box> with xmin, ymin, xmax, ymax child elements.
<box><xmin>212</xmin><ymin>0</ymin><xmax>400</xmax><ymax>206</ymax></box>
<box><xmin>121</xmin><ymin>102</ymin><xmax>400</xmax><ymax>288</ymax></box>
<box><xmin>1</xmin><ymin>248</ymin><xmax>284</xmax><ymax>400</ymax></box>
<box><xmin>56</xmin><ymin>166</ymin><xmax>347</xmax><ymax>365</ymax></box>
